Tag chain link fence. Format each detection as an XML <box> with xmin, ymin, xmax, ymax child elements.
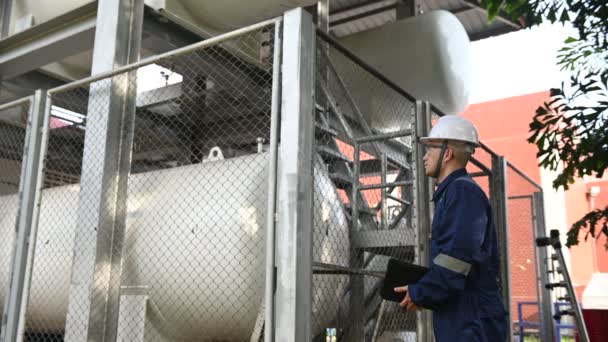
<box><xmin>22</xmin><ymin>20</ymin><xmax>279</xmax><ymax>342</ymax></box>
<box><xmin>0</xmin><ymin>98</ymin><xmax>30</xmax><ymax>338</ymax></box>
<box><xmin>313</xmin><ymin>32</ymin><xmax>417</xmax><ymax>342</ymax></box>
<box><xmin>1</xmin><ymin>12</ymin><xmax>555</xmax><ymax>342</ymax></box>
<box><xmin>505</xmin><ymin>163</ymin><xmax>544</xmax><ymax>341</ymax></box>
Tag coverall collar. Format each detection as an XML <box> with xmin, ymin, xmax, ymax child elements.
<box><xmin>432</xmin><ymin>168</ymin><xmax>468</xmax><ymax>202</ymax></box>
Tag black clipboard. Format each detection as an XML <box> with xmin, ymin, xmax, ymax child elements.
<box><xmin>380</xmin><ymin>258</ymin><xmax>429</xmax><ymax>302</ymax></box>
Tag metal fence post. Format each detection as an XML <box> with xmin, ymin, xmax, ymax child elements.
<box><xmin>1</xmin><ymin>92</ymin><xmax>46</xmax><ymax>342</ymax></box>
<box><xmin>263</xmin><ymin>20</ymin><xmax>283</xmax><ymax>342</ymax></box>
<box><xmin>275</xmin><ymin>8</ymin><xmax>315</xmax><ymax>342</ymax></box>
<box><xmin>63</xmin><ymin>0</ymin><xmax>143</xmax><ymax>341</ymax></box>
<box><xmin>490</xmin><ymin>155</ymin><xmax>513</xmax><ymax>342</ymax></box>
<box><xmin>414</xmin><ymin>101</ymin><xmax>433</xmax><ymax>342</ymax></box>
<box><xmin>533</xmin><ymin>191</ymin><xmax>555</xmax><ymax>342</ymax></box>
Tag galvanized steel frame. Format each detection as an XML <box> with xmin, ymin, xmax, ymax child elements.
<box><xmin>533</xmin><ymin>191</ymin><xmax>555</xmax><ymax>342</ymax></box>
<box><xmin>264</xmin><ymin>19</ymin><xmax>283</xmax><ymax>342</ymax></box>
<box><xmin>414</xmin><ymin>100</ymin><xmax>434</xmax><ymax>342</ymax></box>
<box><xmin>63</xmin><ymin>1</ymin><xmax>144</xmax><ymax>341</ymax></box>
<box><xmin>274</xmin><ymin>8</ymin><xmax>315</xmax><ymax>342</ymax></box>
<box><xmin>490</xmin><ymin>155</ymin><xmax>513</xmax><ymax>342</ymax></box>
<box><xmin>0</xmin><ymin>5</ymin><xmax>547</xmax><ymax>342</ymax></box>
<box><xmin>0</xmin><ymin>94</ymin><xmax>45</xmax><ymax>342</ymax></box>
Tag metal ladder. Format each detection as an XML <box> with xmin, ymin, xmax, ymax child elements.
<box><xmin>536</xmin><ymin>229</ymin><xmax>590</xmax><ymax>342</ymax></box>
<box><xmin>313</xmin><ymin>53</ymin><xmax>416</xmax><ymax>340</ymax></box>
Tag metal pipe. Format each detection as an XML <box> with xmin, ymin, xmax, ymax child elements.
<box><xmin>0</xmin><ymin>97</ymin><xmax>32</xmax><ymax>112</ymax></box>
<box><xmin>1</xmin><ymin>90</ymin><xmax>47</xmax><ymax>342</ymax></box>
<box><xmin>264</xmin><ymin>20</ymin><xmax>282</xmax><ymax>342</ymax></box>
<box><xmin>0</xmin><ymin>96</ymin><xmax>32</xmax><ymax>127</ymax></box>
<box><xmin>470</xmin><ymin>156</ymin><xmax>492</xmax><ymax>175</ymax></box>
<box><xmin>508</xmin><ymin>195</ymin><xmax>534</xmax><ymax>200</ymax></box>
<box><xmin>381</xmin><ymin>153</ymin><xmax>388</xmax><ymax>229</ymax></box>
<box><xmin>359</xmin><ymin>180</ymin><xmax>413</xmax><ymax>191</ymax></box>
<box><xmin>319</xmin><ymin>81</ymin><xmax>355</xmax><ymax>139</ymax></box>
<box><xmin>491</xmin><ymin>155</ymin><xmax>513</xmax><ymax>342</ymax></box>
<box><xmin>469</xmin><ymin>171</ymin><xmax>490</xmax><ymax>178</ymax></box>
<box><xmin>386</xmin><ymin>194</ymin><xmax>410</xmax><ymax>206</ymax></box>
<box><xmin>355</xmin><ymin>129</ymin><xmax>413</xmax><ymax>143</ymax></box>
<box><xmin>415</xmin><ymin>101</ymin><xmax>434</xmax><ymax>342</ymax></box>
<box><xmin>371</xmin><ymin>300</ymin><xmax>386</xmax><ymax>342</ymax></box>
<box><xmin>48</xmin><ymin>17</ymin><xmax>280</xmax><ymax>95</ymax></box>
<box><xmin>312</xmin><ymin>262</ymin><xmax>384</xmax><ymax>278</ymax></box>
<box><xmin>507</xmin><ymin>160</ymin><xmax>543</xmax><ymax>190</ymax></box>
<box><xmin>353</xmin><ymin>142</ymin><xmax>360</xmax><ymax>231</ymax></box>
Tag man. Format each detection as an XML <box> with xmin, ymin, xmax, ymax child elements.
<box><xmin>394</xmin><ymin>115</ymin><xmax>507</xmax><ymax>341</ymax></box>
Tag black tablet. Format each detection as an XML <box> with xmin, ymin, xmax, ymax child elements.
<box><xmin>380</xmin><ymin>258</ymin><xmax>429</xmax><ymax>302</ymax></box>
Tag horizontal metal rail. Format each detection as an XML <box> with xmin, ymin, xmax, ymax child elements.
<box><xmin>507</xmin><ymin>160</ymin><xmax>543</xmax><ymax>190</ymax></box>
<box><xmin>469</xmin><ymin>171</ymin><xmax>490</xmax><ymax>178</ymax></box>
<box><xmin>0</xmin><ymin>96</ymin><xmax>32</xmax><ymax>126</ymax></box>
<box><xmin>386</xmin><ymin>194</ymin><xmax>410</xmax><ymax>206</ymax></box>
<box><xmin>470</xmin><ymin>156</ymin><xmax>492</xmax><ymax>175</ymax></box>
<box><xmin>48</xmin><ymin>17</ymin><xmax>280</xmax><ymax>95</ymax></box>
<box><xmin>312</xmin><ymin>262</ymin><xmax>384</xmax><ymax>278</ymax></box>
<box><xmin>355</xmin><ymin>129</ymin><xmax>413</xmax><ymax>143</ymax></box>
<box><xmin>359</xmin><ymin>180</ymin><xmax>413</xmax><ymax>191</ymax></box>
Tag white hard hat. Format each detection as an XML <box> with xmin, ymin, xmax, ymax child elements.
<box><xmin>420</xmin><ymin>115</ymin><xmax>480</xmax><ymax>147</ymax></box>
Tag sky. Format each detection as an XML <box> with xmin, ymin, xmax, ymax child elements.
<box><xmin>469</xmin><ymin>22</ymin><xmax>576</xmax><ymax>104</ymax></box>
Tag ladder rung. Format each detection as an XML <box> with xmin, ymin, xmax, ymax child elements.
<box><xmin>317</xmin><ymin>145</ymin><xmax>350</xmax><ymax>163</ymax></box>
<box><xmin>328</xmin><ymin>172</ymin><xmax>353</xmax><ymax>189</ymax></box>
<box><xmin>345</xmin><ymin>203</ymin><xmax>377</xmax><ymax>216</ymax></box>
<box><xmin>315</xmin><ymin>122</ymin><xmax>338</xmax><ymax>137</ymax></box>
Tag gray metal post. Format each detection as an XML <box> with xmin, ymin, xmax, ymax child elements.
<box><xmin>414</xmin><ymin>101</ymin><xmax>433</xmax><ymax>342</ymax></box>
<box><xmin>275</xmin><ymin>8</ymin><xmax>315</xmax><ymax>342</ymax></box>
<box><xmin>350</xmin><ymin>141</ymin><xmax>364</xmax><ymax>342</ymax></box>
<box><xmin>490</xmin><ymin>155</ymin><xmax>513</xmax><ymax>342</ymax></box>
<box><xmin>533</xmin><ymin>192</ymin><xmax>555</xmax><ymax>342</ymax></box>
<box><xmin>1</xmin><ymin>92</ymin><xmax>46</xmax><ymax>342</ymax></box>
<box><xmin>0</xmin><ymin>0</ymin><xmax>11</xmax><ymax>38</ymax></box>
<box><xmin>63</xmin><ymin>0</ymin><xmax>143</xmax><ymax>341</ymax></box>
<box><xmin>263</xmin><ymin>20</ymin><xmax>282</xmax><ymax>342</ymax></box>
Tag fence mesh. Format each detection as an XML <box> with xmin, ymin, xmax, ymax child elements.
<box><xmin>24</xmin><ymin>23</ymin><xmax>277</xmax><ymax>342</ymax></box>
<box><xmin>0</xmin><ymin>99</ymin><xmax>30</xmax><ymax>338</ymax></box>
<box><xmin>506</xmin><ymin>164</ymin><xmax>544</xmax><ymax>341</ymax></box>
<box><xmin>3</xmin><ymin>16</ymin><xmax>556</xmax><ymax>342</ymax></box>
<box><xmin>312</xmin><ymin>34</ymin><xmax>417</xmax><ymax>341</ymax></box>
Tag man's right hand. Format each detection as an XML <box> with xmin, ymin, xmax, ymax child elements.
<box><xmin>394</xmin><ymin>286</ymin><xmax>418</xmax><ymax>312</ymax></box>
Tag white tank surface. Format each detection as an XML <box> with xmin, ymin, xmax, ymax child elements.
<box><xmin>0</xmin><ymin>152</ymin><xmax>350</xmax><ymax>341</ymax></box>
<box><xmin>339</xmin><ymin>10</ymin><xmax>472</xmax><ymax>118</ymax></box>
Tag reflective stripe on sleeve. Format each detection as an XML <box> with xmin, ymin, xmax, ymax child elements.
<box><xmin>433</xmin><ymin>253</ymin><xmax>471</xmax><ymax>276</ymax></box>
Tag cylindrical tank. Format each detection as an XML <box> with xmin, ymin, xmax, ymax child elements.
<box><xmin>0</xmin><ymin>152</ymin><xmax>349</xmax><ymax>341</ymax></box>
<box><xmin>339</xmin><ymin>10</ymin><xmax>472</xmax><ymax>119</ymax></box>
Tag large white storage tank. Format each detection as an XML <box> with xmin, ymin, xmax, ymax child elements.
<box><xmin>340</xmin><ymin>10</ymin><xmax>472</xmax><ymax>125</ymax></box>
<box><xmin>0</xmin><ymin>153</ymin><xmax>349</xmax><ymax>341</ymax></box>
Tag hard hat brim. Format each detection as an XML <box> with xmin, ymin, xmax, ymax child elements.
<box><xmin>419</xmin><ymin>136</ymin><xmax>480</xmax><ymax>147</ymax></box>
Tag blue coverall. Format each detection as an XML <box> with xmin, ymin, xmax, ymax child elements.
<box><xmin>408</xmin><ymin>168</ymin><xmax>507</xmax><ymax>342</ymax></box>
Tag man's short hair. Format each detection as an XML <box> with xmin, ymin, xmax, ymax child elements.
<box><xmin>448</xmin><ymin>141</ymin><xmax>475</xmax><ymax>165</ymax></box>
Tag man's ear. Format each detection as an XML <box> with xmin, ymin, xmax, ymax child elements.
<box><xmin>444</xmin><ymin>147</ymin><xmax>454</xmax><ymax>162</ymax></box>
